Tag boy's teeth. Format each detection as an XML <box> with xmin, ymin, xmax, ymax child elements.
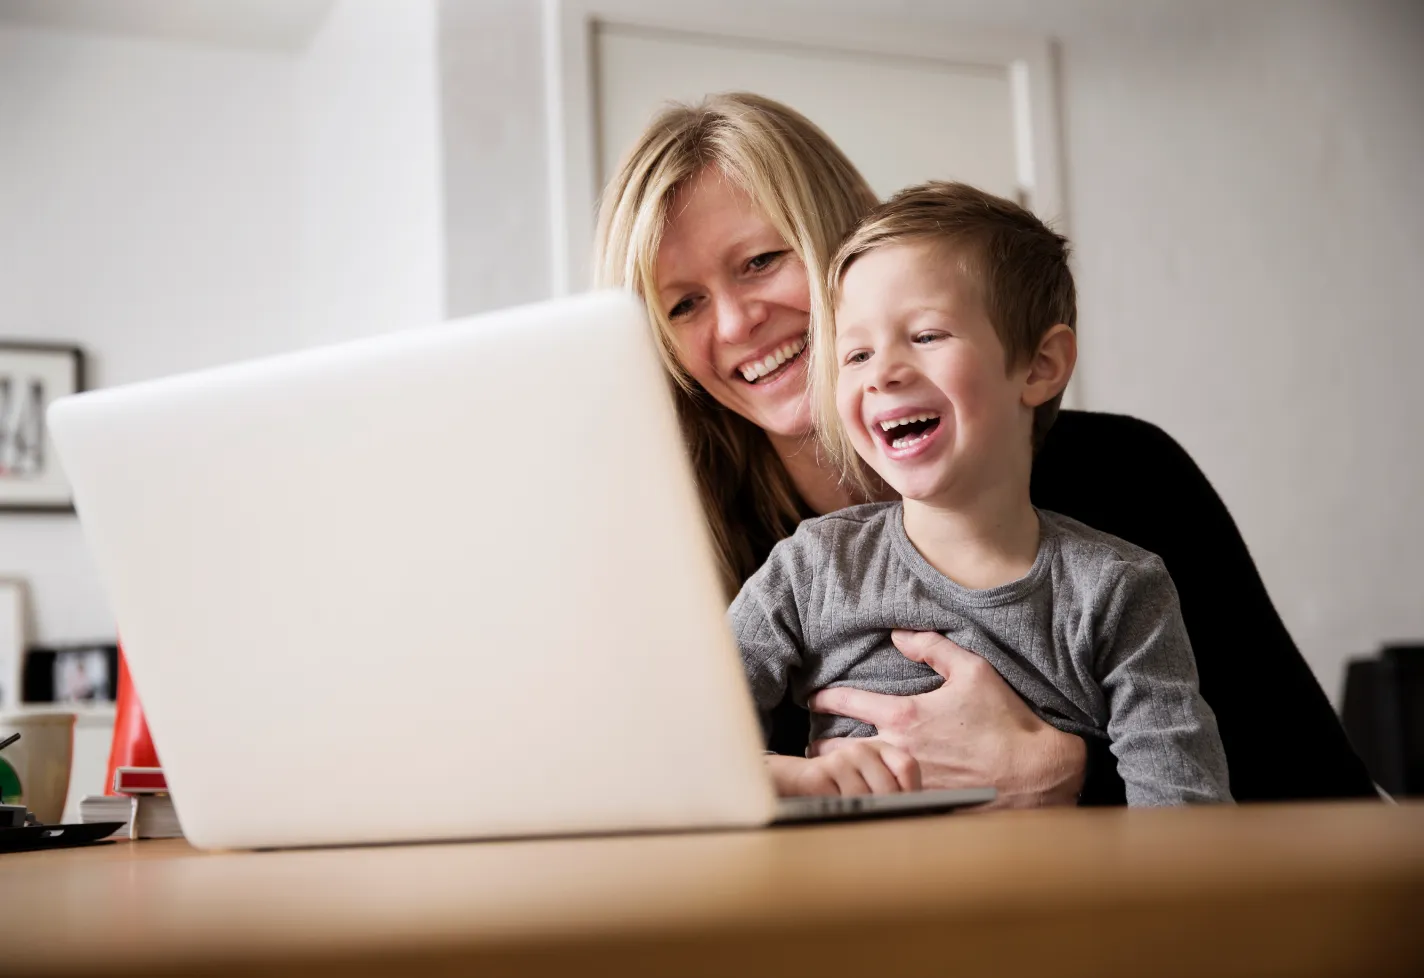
<box><xmin>739</xmin><ymin>336</ymin><xmax>806</xmax><ymax>383</ymax></box>
<box><xmin>891</xmin><ymin>431</ymin><xmax>931</xmax><ymax>448</ymax></box>
<box><xmin>878</xmin><ymin>413</ymin><xmax>939</xmax><ymax>431</ymax></box>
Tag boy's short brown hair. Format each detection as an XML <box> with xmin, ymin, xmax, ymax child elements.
<box><xmin>816</xmin><ymin>181</ymin><xmax>1076</xmax><ymax>467</ymax></box>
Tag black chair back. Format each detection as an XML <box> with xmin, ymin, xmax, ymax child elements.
<box><xmin>1342</xmin><ymin>645</ymin><xmax>1424</xmax><ymax>797</ymax></box>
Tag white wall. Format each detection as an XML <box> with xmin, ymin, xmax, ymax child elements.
<box><xmin>299</xmin><ymin>0</ymin><xmax>446</xmax><ymax>341</ymax></box>
<box><xmin>537</xmin><ymin>0</ymin><xmax>1423</xmax><ymax>702</ymax></box>
<box><xmin>1047</xmin><ymin>0</ymin><xmax>1424</xmax><ymax>705</ymax></box>
<box><xmin>594</xmin><ymin>25</ymin><xmax>1018</xmax><ymax>208</ymax></box>
<box><xmin>0</xmin><ymin>23</ymin><xmax>302</xmax><ymax>642</ymax></box>
<box><xmin>0</xmin><ymin>0</ymin><xmax>449</xmax><ymax>643</ymax></box>
<box><xmin>438</xmin><ymin>0</ymin><xmax>550</xmax><ymax>317</ymax></box>
<box><xmin>0</xmin><ymin>3</ymin><xmax>450</xmax><ymax>818</ymax></box>
<box><xmin>872</xmin><ymin>0</ymin><xmax>1424</xmax><ymax>704</ymax></box>
<box><xmin>4</xmin><ymin>0</ymin><xmax>1419</xmax><ymax>713</ymax></box>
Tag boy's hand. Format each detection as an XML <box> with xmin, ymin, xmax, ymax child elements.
<box><xmin>765</xmin><ymin>740</ymin><xmax>921</xmax><ymax>797</ymax></box>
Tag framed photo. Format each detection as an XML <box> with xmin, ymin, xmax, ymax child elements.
<box><xmin>0</xmin><ymin>342</ymin><xmax>84</xmax><ymax>511</ymax></box>
<box><xmin>25</xmin><ymin>642</ymin><xmax>119</xmax><ymax>706</ymax></box>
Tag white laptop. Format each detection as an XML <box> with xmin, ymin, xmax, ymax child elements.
<box><xmin>47</xmin><ymin>291</ymin><xmax>993</xmax><ymax>849</ymax></box>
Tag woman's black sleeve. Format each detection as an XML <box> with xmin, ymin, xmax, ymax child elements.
<box><xmin>1033</xmin><ymin>411</ymin><xmax>1376</xmax><ymax>802</ymax></box>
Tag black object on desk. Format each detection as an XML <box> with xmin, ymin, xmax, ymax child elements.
<box><xmin>0</xmin><ymin>822</ymin><xmax>125</xmax><ymax>853</ymax></box>
<box><xmin>1342</xmin><ymin>644</ymin><xmax>1424</xmax><ymax>797</ymax></box>
<box><xmin>1</xmin><ymin>732</ymin><xmax>128</xmax><ymax>850</ymax></box>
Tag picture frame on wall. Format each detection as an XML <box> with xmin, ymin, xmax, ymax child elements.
<box><xmin>0</xmin><ymin>342</ymin><xmax>84</xmax><ymax>512</ymax></box>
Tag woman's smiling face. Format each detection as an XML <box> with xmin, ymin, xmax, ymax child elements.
<box><xmin>654</xmin><ymin>168</ymin><xmax>813</xmax><ymax>440</ymax></box>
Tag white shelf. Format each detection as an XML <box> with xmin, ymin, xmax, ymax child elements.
<box><xmin>10</xmin><ymin>702</ymin><xmax>117</xmax><ymax>724</ymax></box>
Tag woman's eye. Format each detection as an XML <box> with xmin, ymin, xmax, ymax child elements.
<box><xmin>747</xmin><ymin>251</ymin><xmax>785</xmax><ymax>273</ymax></box>
<box><xmin>668</xmin><ymin>297</ymin><xmax>697</xmax><ymax>320</ymax></box>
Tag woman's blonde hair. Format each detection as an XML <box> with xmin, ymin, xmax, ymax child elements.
<box><xmin>594</xmin><ymin>92</ymin><xmax>877</xmax><ymax>597</ymax></box>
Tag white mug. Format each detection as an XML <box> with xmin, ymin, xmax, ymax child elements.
<box><xmin>0</xmin><ymin>711</ymin><xmax>76</xmax><ymax>825</ymax></box>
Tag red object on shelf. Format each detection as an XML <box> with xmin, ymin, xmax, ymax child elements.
<box><xmin>113</xmin><ymin>767</ymin><xmax>168</xmax><ymax>795</ymax></box>
<box><xmin>104</xmin><ymin>646</ymin><xmax>160</xmax><ymax>796</ymax></box>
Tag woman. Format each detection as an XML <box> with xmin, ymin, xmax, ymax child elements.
<box><xmin>594</xmin><ymin>93</ymin><xmax>1374</xmax><ymax>805</ymax></box>
<box><xmin>594</xmin><ymin>92</ymin><xmax>1087</xmax><ymax>805</ymax></box>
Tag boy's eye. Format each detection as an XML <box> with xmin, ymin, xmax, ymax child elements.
<box><xmin>843</xmin><ymin>350</ymin><xmax>871</xmax><ymax>366</ymax></box>
<box><xmin>747</xmin><ymin>251</ymin><xmax>785</xmax><ymax>273</ymax></box>
<box><xmin>913</xmin><ymin>330</ymin><xmax>947</xmax><ymax>344</ymax></box>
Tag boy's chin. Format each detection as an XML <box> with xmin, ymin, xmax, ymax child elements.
<box><xmin>873</xmin><ymin>467</ymin><xmax>949</xmax><ymax>503</ymax></box>
<box><xmin>867</xmin><ymin>468</ymin><xmax>928</xmax><ymax>501</ymax></box>
<box><xmin>894</xmin><ymin>486</ymin><xmax>942</xmax><ymax>503</ymax></box>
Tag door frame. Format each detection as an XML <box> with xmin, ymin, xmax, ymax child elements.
<box><xmin>544</xmin><ymin>0</ymin><xmax>1066</xmax><ymax>295</ymax></box>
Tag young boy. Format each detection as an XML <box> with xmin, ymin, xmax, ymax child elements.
<box><xmin>730</xmin><ymin>181</ymin><xmax>1231</xmax><ymax>806</ymax></box>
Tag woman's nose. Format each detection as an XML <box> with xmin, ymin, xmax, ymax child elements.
<box><xmin>713</xmin><ymin>292</ymin><xmax>767</xmax><ymax>344</ymax></box>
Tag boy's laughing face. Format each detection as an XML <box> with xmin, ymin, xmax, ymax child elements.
<box><xmin>833</xmin><ymin>240</ymin><xmax>1036</xmax><ymax>505</ymax></box>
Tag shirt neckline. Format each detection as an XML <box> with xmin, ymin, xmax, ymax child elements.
<box><xmin>885</xmin><ymin>502</ymin><xmax>1058</xmax><ymax>608</ymax></box>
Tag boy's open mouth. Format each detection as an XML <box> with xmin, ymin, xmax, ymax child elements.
<box><xmin>738</xmin><ymin>336</ymin><xmax>807</xmax><ymax>385</ymax></box>
<box><xmin>877</xmin><ymin>413</ymin><xmax>941</xmax><ymax>450</ymax></box>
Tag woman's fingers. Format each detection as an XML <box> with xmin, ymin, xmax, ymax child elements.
<box><xmin>890</xmin><ymin>629</ymin><xmax>976</xmax><ymax>679</ymax></box>
<box><xmin>808</xmin><ymin>684</ymin><xmax>900</xmax><ymax>729</ymax></box>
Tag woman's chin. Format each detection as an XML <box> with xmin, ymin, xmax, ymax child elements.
<box><xmin>752</xmin><ymin>403</ymin><xmax>813</xmax><ymax>443</ymax></box>
<box><xmin>724</xmin><ymin>387</ymin><xmax>811</xmax><ymax>442</ymax></box>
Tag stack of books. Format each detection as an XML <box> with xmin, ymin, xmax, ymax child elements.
<box><xmin>78</xmin><ymin>767</ymin><xmax>184</xmax><ymax>840</ymax></box>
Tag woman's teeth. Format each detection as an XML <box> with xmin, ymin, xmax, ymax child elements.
<box><xmin>739</xmin><ymin>336</ymin><xmax>806</xmax><ymax>383</ymax></box>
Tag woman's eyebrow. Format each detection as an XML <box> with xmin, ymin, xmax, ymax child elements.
<box><xmin>656</xmin><ymin>279</ymin><xmax>696</xmax><ymax>298</ymax></box>
<box><xmin>725</xmin><ymin>232</ymin><xmax>786</xmax><ymax>258</ymax></box>
<box><xmin>657</xmin><ymin>237</ymin><xmax>783</xmax><ymax>297</ymax></box>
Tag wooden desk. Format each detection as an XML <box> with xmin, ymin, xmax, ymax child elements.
<box><xmin>4</xmin><ymin>802</ymin><xmax>1422</xmax><ymax>977</ymax></box>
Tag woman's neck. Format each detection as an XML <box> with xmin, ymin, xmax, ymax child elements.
<box><xmin>900</xmin><ymin>486</ymin><xmax>1040</xmax><ymax>591</ymax></box>
<box><xmin>767</xmin><ymin>430</ymin><xmax>872</xmax><ymax>515</ymax></box>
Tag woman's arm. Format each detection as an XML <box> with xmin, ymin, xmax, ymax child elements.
<box><xmin>809</xmin><ymin>631</ymin><xmax>1086</xmax><ymax>808</ymax></box>
<box><xmin>1033</xmin><ymin>411</ymin><xmax>1374</xmax><ymax>801</ymax></box>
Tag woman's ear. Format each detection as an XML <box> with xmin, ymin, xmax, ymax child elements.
<box><xmin>1021</xmin><ymin>324</ymin><xmax>1077</xmax><ymax>409</ymax></box>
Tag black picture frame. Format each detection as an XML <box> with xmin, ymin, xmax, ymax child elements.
<box><xmin>0</xmin><ymin>341</ymin><xmax>85</xmax><ymax>513</ymax></box>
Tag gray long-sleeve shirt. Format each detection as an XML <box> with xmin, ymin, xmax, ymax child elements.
<box><xmin>729</xmin><ymin>502</ymin><xmax>1231</xmax><ymax>806</ymax></box>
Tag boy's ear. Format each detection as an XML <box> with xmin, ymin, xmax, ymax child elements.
<box><xmin>1021</xmin><ymin>324</ymin><xmax>1077</xmax><ymax>409</ymax></box>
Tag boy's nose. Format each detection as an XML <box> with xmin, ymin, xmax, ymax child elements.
<box><xmin>866</xmin><ymin>353</ymin><xmax>912</xmax><ymax>392</ymax></box>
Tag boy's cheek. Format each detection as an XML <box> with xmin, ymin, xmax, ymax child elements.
<box><xmin>841</xmin><ymin>416</ymin><xmax>886</xmax><ymax>472</ymax></box>
<box><xmin>835</xmin><ymin>388</ymin><xmax>879</xmax><ymax>464</ymax></box>
<box><xmin>834</xmin><ymin>384</ymin><xmax>858</xmax><ymax>432</ymax></box>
